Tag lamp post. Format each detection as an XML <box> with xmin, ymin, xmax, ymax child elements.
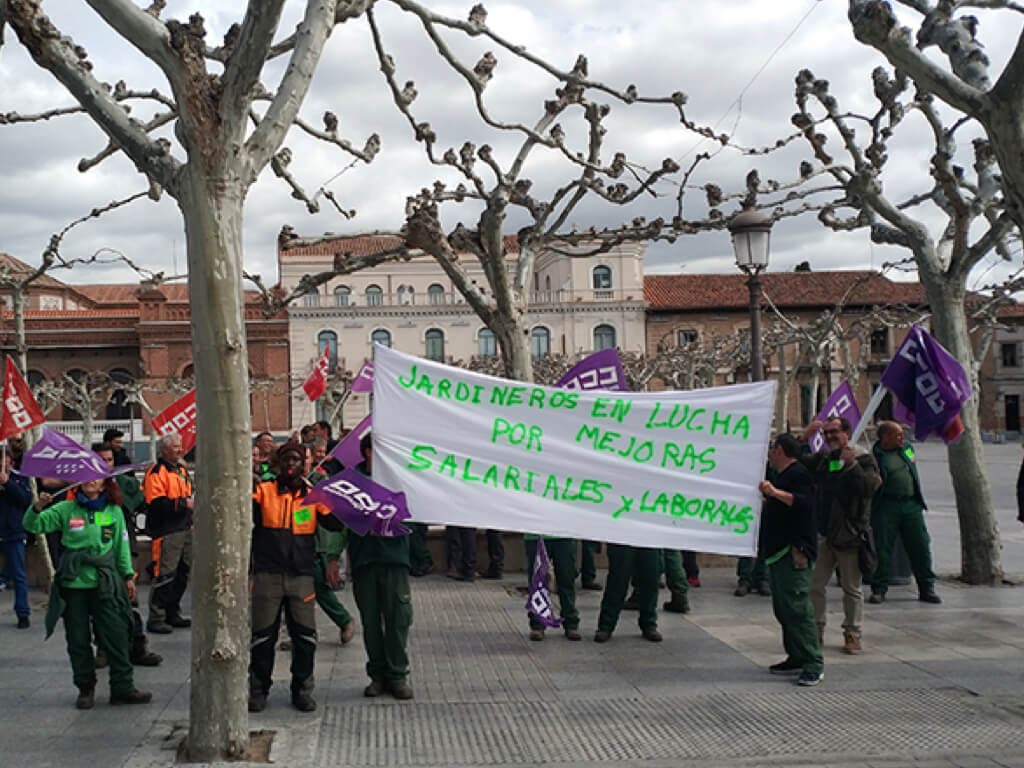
<box><xmin>729</xmin><ymin>208</ymin><xmax>772</xmax><ymax>382</ymax></box>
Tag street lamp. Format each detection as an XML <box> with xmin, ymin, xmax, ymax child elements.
<box><xmin>729</xmin><ymin>207</ymin><xmax>772</xmax><ymax>382</ymax></box>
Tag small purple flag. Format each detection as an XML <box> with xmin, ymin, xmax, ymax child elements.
<box><xmin>306</xmin><ymin>467</ymin><xmax>411</xmax><ymax>537</ymax></box>
<box><xmin>525</xmin><ymin>538</ymin><xmax>562</xmax><ymax>628</ymax></box>
<box><xmin>809</xmin><ymin>380</ymin><xmax>862</xmax><ymax>453</ymax></box>
<box><xmin>555</xmin><ymin>349</ymin><xmax>627</xmax><ymax>392</ymax></box>
<box><xmin>329</xmin><ymin>413</ymin><xmax>373</xmax><ymax>469</ymax></box>
<box><xmin>880</xmin><ymin>325</ymin><xmax>971</xmax><ymax>443</ymax></box>
<box><xmin>18</xmin><ymin>428</ymin><xmax>110</xmax><ymax>483</ymax></box>
<box><xmin>351</xmin><ymin>360</ymin><xmax>375</xmax><ymax>394</ymax></box>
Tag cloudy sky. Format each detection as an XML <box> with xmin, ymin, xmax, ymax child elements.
<box><xmin>1</xmin><ymin>1</ymin><xmax>1021</xmax><ymax>290</ymax></box>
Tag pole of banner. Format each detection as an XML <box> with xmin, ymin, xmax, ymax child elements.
<box><xmin>327</xmin><ymin>389</ymin><xmax>351</xmax><ymax>432</ymax></box>
<box><xmin>851</xmin><ymin>384</ymin><xmax>889</xmax><ymax>445</ymax></box>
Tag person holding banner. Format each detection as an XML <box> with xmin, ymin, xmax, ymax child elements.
<box><xmin>248</xmin><ymin>442</ymin><xmax>347</xmax><ymax>713</ymax></box>
<box><xmin>868</xmin><ymin>422</ymin><xmax>941</xmax><ymax>604</ymax></box>
<box><xmin>143</xmin><ymin>434</ymin><xmax>194</xmax><ymax>635</ymax></box>
<box><xmin>349</xmin><ymin>434</ymin><xmax>415</xmax><ymax>700</ymax></box>
<box><xmin>23</xmin><ymin>477</ymin><xmax>152</xmax><ymax>709</ymax></box>
<box><xmin>759</xmin><ymin>433</ymin><xmax>823</xmax><ymax>687</ymax></box>
<box><xmin>524</xmin><ymin>534</ymin><xmax>581</xmax><ymax>641</ymax></box>
<box><xmin>802</xmin><ymin>417</ymin><xmax>881</xmax><ymax>655</ymax></box>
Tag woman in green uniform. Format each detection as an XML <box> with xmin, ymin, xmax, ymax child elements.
<box><xmin>24</xmin><ymin>477</ymin><xmax>152</xmax><ymax>709</ymax></box>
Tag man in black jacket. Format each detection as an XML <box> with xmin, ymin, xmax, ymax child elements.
<box><xmin>759</xmin><ymin>433</ymin><xmax>823</xmax><ymax>687</ymax></box>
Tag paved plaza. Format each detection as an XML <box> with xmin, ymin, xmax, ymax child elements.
<box><xmin>0</xmin><ymin>442</ymin><xmax>1022</xmax><ymax>768</ymax></box>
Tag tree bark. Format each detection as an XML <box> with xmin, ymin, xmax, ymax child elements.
<box><xmin>920</xmin><ymin>280</ymin><xmax>1002</xmax><ymax>584</ymax></box>
<box><xmin>496</xmin><ymin>318</ymin><xmax>534</xmax><ymax>382</ymax></box>
<box><xmin>178</xmin><ymin>170</ymin><xmax>253</xmax><ymax>761</ymax></box>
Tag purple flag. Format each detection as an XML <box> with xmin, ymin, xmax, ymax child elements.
<box><xmin>351</xmin><ymin>360</ymin><xmax>374</xmax><ymax>394</ymax></box>
<box><xmin>18</xmin><ymin>428</ymin><xmax>111</xmax><ymax>483</ymax></box>
<box><xmin>329</xmin><ymin>413</ymin><xmax>373</xmax><ymax>469</ymax></box>
<box><xmin>809</xmin><ymin>380</ymin><xmax>862</xmax><ymax>453</ymax></box>
<box><xmin>880</xmin><ymin>325</ymin><xmax>971</xmax><ymax>443</ymax></box>
<box><xmin>306</xmin><ymin>467</ymin><xmax>411</xmax><ymax>536</ymax></box>
<box><xmin>555</xmin><ymin>349</ymin><xmax>627</xmax><ymax>392</ymax></box>
<box><xmin>525</xmin><ymin>538</ymin><xmax>562</xmax><ymax>628</ymax></box>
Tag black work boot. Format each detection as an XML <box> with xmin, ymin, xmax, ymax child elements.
<box><xmin>110</xmin><ymin>688</ymin><xmax>153</xmax><ymax>706</ymax></box>
<box><xmin>248</xmin><ymin>688</ymin><xmax>268</xmax><ymax>713</ymax></box>
<box><xmin>291</xmin><ymin>690</ymin><xmax>317</xmax><ymax>712</ymax></box>
<box><xmin>131</xmin><ymin>637</ymin><xmax>163</xmax><ymax>667</ymax></box>
<box><xmin>76</xmin><ymin>682</ymin><xmax>96</xmax><ymax>710</ymax></box>
<box><xmin>363</xmin><ymin>678</ymin><xmax>386</xmax><ymax>697</ymax></box>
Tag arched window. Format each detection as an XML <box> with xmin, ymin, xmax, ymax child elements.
<box><xmin>428</xmin><ymin>284</ymin><xmax>445</xmax><ymax>306</ymax></box>
<box><xmin>106</xmin><ymin>368</ymin><xmax>135</xmax><ymax>420</ymax></box>
<box><xmin>27</xmin><ymin>370</ymin><xmax>45</xmax><ymax>388</ymax></box>
<box><xmin>531</xmin><ymin>327</ymin><xmax>550</xmax><ymax>358</ymax></box>
<box><xmin>318</xmin><ymin>330</ymin><xmax>338</xmax><ymax>373</ymax></box>
<box><xmin>397</xmin><ymin>285</ymin><xmax>415</xmax><ymax>305</ymax></box>
<box><xmin>366</xmin><ymin>284</ymin><xmax>383</xmax><ymax>306</ymax></box>
<box><xmin>425</xmin><ymin>329</ymin><xmax>445</xmax><ymax>362</ymax></box>
<box><xmin>478</xmin><ymin>328</ymin><xmax>497</xmax><ymax>358</ymax></box>
<box><xmin>371</xmin><ymin>328</ymin><xmax>392</xmax><ymax>349</ymax></box>
<box><xmin>302</xmin><ymin>288</ymin><xmax>320</xmax><ymax>307</ymax></box>
<box><xmin>593</xmin><ymin>324</ymin><xmax>616</xmax><ymax>350</ymax></box>
<box><xmin>334</xmin><ymin>286</ymin><xmax>351</xmax><ymax>307</ymax></box>
<box><xmin>592</xmin><ymin>265</ymin><xmax>612</xmax><ymax>289</ymax></box>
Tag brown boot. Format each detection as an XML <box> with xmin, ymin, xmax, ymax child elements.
<box><xmin>842</xmin><ymin>632</ymin><xmax>862</xmax><ymax>655</ymax></box>
<box><xmin>76</xmin><ymin>682</ymin><xmax>96</xmax><ymax>710</ymax></box>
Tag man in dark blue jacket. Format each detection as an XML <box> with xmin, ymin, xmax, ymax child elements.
<box><xmin>0</xmin><ymin>446</ymin><xmax>33</xmax><ymax>628</ymax></box>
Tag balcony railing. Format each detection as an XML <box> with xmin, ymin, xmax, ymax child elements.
<box><xmin>297</xmin><ymin>287</ymin><xmax>640</xmax><ymax>308</ymax></box>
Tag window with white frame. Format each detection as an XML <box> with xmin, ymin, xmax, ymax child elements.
<box><xmin>594</xmin><ymin>324</ymin><xmax>616</xmax><ymax>350</ymax></box>
<box><xmin>425</xmin><ymin>329</ymin><xmax>445</xmax><ymax>361</ymax></box>
<box><xmin>334</xmin><ymin>286</ymin><xmax>351</xmax><ymax>306</ymax></box>
<box><xmin>366</xmin><ymin>284</ymin><xmax>383</xmax><ymax>306</ymax></box>
<box><xmin>531</xmin><ymin>327</ymin><xmax>550</xmax><ymax>358</ymax></box>
<box><xmin>428</xmin><ymin>284</ymin><xmax>445</xmax><ymax>305</ymax></box>
<box><xmin>478</xmin><ymin>328</ymin><xmax>497</xmax><ymax>358</ymax></box>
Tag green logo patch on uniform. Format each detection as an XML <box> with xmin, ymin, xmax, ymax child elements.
<box><xmin>94</xmin><ymin>511</ymin><xmax>113</xmax><ymax>526</ymax></box>
<box><xmin>903</xmin><ymin>446</ymin><xmax>916</xmax><ymax>462</ymax></box>
<box><xmin>293</xmin><ymin>507</ymin><xmax>313</xmax><ymax>524</ymax></box>
<box><xmin>828</xmin><ymin>459</ymin><xmax>844</xmax><ymax>472</ymax></box>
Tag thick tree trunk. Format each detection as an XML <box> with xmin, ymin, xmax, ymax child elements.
<box><xmin>922</xmin><ymin>281</ymin><xmax>1002</xmax><ymax>584</ymax></box>
<box><xmin>179</xmin><ymin>171</ymin><xmax>253</xmax><ymax>761</ymax></box>
<box><xmin>497</xmin><ymin>319</ymin><xmax>534</xmax><ymax>382</ymax></box>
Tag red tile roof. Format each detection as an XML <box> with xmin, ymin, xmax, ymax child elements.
<box><xmin>279</xmin><ymin>233</ymin><xmax>520</xmax><ymax>258</ymax></box>
<box><xmin>645</xmin><ymin>271</ymin><xmax>925</xmax><ymax>311</ymax></box>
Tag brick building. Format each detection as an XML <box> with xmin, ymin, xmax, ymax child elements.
<box><xmin>0</xmin><ymin>253</ymin><xmax>291</xmax><ymax>440</ymax></box>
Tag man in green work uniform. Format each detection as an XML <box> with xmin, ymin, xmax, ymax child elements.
<box><xmin>759</xmin><ymin>433</ymin><xmax>823</xmax><ymax>687</ymax></box>
<box><xmin>868</xmin><ymin>421</ymin><xmax>941</xmax><ymax>604</ymax></box>
<box><xmin>525</xmin><ymin>535</ymin><xmax>581</xmax><ymax>641</ymax></box>
<box><xmin>350</xmin><ymin>434</ymin><xmax>414</xmax><ymax>700</ymax></box>
<box><xmin>309</xmin><ymin>441</ymin><xmax>357</xmax><ymax>644</ymax></box>
<box><xmin>595</xmin><ymin>545</ymin><xmax>662</xmax><ymax>643</ymax></box>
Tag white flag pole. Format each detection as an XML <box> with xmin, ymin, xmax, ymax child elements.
<box><xmin>851</xmin><ymin>384</ymin><xmax>889</xmax><ymax>445</ymax></box>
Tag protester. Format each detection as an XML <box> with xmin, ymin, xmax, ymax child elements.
<box><xmin>734</xmin><ymin>556</ymin><xmax>770</xmax><ymax>597</ymax></box>
<box><xmin>23</xmin><ymin>477</ymin><xmax>152</xmax><ymax>708</ymax></box>
<box><xmin>595</xmin><ymin>545</ymin><xmax>662</xmax><ymax>643</ymax></box>
<box><xmin>0</xmin><ymin>446</ymin><xmax>32</xmax><ymax>628</ymax></box>
<box><xmin>102</xmin><ymin>428</ymin><xmax>132</xmax><ymax>466</ymax></box>
<box><xmin>143</xmin><ymin>433</ymin><xmax>194</xmax><ymax>634</ymax></box>
<box><xmin>578</xmin><ymin>540</ymin><xmax>602</xmax><ymax>590</ymax></box>
<box><xmin>802</xmin><ymin>416</ymin><xmax>881</xmax><ymax>655</ymax></box>
<box><xmin>682</xmin><ymin>550</ymin><xmax>700</xmax><ymax>588</ymax></box>
<box><xmin>349</xmin><ymin>434</ymin><xmax>414</xmax><ymax>700</ymax></box>
<box><xmin>248</xmin><ymin>442</ymin><xmax>347</xmax><ymax>713</ymax></box>
<box><xmin>524</xmin><ymin>535</ymin><xmax>581</xmax><ymax>641</ymax></box>
<box><xmin>759</xmin><ymin>433</ymin><xmax>823</xmax><ymax>687</ymax></box>
<box><xmin>868</xmin><ymin>422</ymin><xmax>941</xmax><ymax>604</ymax></box>
<box><xmin>92</xmin><ymin>443</ymin><xmax>162</xmax><ymax>667</ymax></box>
<box><xmin>308</xmin><ymin>441</ymin><xmax>357</xmax><ymax>646</ymax></box>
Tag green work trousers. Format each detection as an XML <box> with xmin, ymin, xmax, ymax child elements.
<box><xmin>352</xmin><ymin>563</ymin><xmax>413</xmax><ymax>684</ymax></box>
<box><xmin>63</xmin><ymin>586</ymin><xmax>134</xmax><ymax>695</ymax></box>
<box><xmin>598</xmin><ymin>545</ymin><xmax>659</xmax><ymax>633</ymax></box>
<box><xmin>525</xmin><ymin>538</ymin><xmax>579</xmax><ymax>630</ymax></box>
<box><xmin>872</xmin><ymin>498</ymin><xmax>936</xmax><ymax>594</ymax></box>
<box><xmin>660</xmin><ymin>550</ymin><xmax>688</xmax><ymax>599</ymax></box>
<box><xmin>736</xmin><ymin>556</ymin><xmax>767</xmax><ymax>587</ymax></box>
<box><xmin>314</xmin><ymin>554</ymin><xmax>352</xmax><ymax>629</ymax></box>
<box><xmin>768</xmin><ymin>550</ymin><xmax>823</xmax><ymax>675</ymax></box>
<box><xmin>579</xmin><ymin>541</ymin><xmax>598</xmax><ymax>584</ymax></box>
<box><xmin>408</xmin><ymin>523</ymin><xmax>433</xmax><ymax>573</ymax></box>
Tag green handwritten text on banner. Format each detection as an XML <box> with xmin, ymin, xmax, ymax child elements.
<box><xmin>372</xmin><ymin>346</ymin><xmax>775</xmax><ymax>555</ymax></box>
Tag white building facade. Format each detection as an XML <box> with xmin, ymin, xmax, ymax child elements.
<box><xmin>278</xmin><ymin>235</ymin><xmax>648</xmax><ymax>428</ymax></box>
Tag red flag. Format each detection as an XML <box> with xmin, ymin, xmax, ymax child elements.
<box><xmin>0</xmin><ymin>355</ymin><xmax>45</xmax><ymax>440</ymax></box>
<box><xmin>303</xmin><ymin>346</ymin><xmax>331</xmax><ymax>402</ymax></box>
<box><xmin>151</xmin><ymin>389</ymin><xmax>198</xmax><ymax>453</ymax></box>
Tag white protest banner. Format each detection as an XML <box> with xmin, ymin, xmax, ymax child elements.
<box><xmin>371</xmin><ymin>346</ymin><xmax>775</xmax><ymax>555</ymax></box>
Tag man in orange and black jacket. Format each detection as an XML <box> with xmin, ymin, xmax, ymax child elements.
<box><xmin>144</xmin><ymin>433</ymin><xmax>194</xmax><ymax>635</ymax></box>
<box><xmin>248</xmin><ymin>441</ymin><xmax>345</xmax><ymax>714</ymax></box>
